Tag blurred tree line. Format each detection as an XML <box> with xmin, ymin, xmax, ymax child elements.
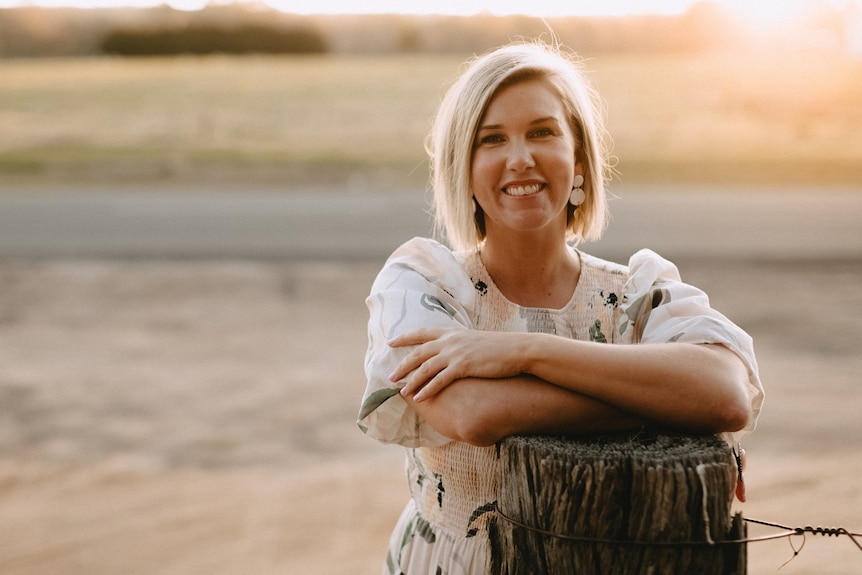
<box><xmin>0</xmin><ymin>2</ymin><xmax>748</xmax><ymax>58</ymax></box>
<box><xmin>101</xmin><ymin>23</ymin><xmax>326</xmax><ymax>55</ymax></box>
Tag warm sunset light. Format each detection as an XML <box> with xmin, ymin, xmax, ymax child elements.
<box><xmin>0</xmin><ymin>0</ymin><xmax>841</xmax><ymax>19</ymax></box>
<box><xmin>6</xmin><ymin>0</ymin><xmax>693</xmax><ymax>13</ymax></box>
<box><xmin>2</xmin><ymin>0</ymin><xmax>858</xmax><ymax>54</ymax></box>
<box><xmin>2</xmin><ymin>0</ymin><xmax>861</xmax><ymax>570</ymax></box>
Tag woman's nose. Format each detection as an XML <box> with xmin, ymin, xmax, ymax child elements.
<box><xmin>506</xmin><ymin>139</ymin><xmax>535</xmax><ymax>171</ymax></box>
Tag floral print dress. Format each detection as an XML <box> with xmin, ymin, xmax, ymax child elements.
<box><xmin>358</xmin><ymin>237</ymin><xmax>763</xmax><ymax>575</ymax></box>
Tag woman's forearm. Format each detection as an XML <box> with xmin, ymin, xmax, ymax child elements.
<box><xmin>390</xmin><ymin>328</ymin><xmax>752</xmax><ymax>434</ymax></box>
<box><xmin>523</xmin><ymin>336</ymin><xmax>751</xmax><ymax>433</ymax></box>
<box><xmin>405</xmin><ymin>375</ymin><xmax>646</xmax><ymax>447</ymax></box>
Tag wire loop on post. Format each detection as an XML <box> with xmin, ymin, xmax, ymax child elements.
<box><xmin>493</xmin><ymin>506</ymin><xmax>862</xmax><ymax>554</ymax></box>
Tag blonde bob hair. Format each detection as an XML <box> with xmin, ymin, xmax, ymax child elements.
<box><xmin>427</xmin><ymin>41</ymin><xmax>611</xmax><ymax>252</ymax></box>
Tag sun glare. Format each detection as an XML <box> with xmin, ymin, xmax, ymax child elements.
<box><xmin>259</xmin><ymin>0</ymin><xmax>694</xmax><ymax>17</ymax></box>
<box><xmin>0</xmin><ymin>0</ymin><xmax>858</xmax><ymax>54</ymax></box>
<box><xmin>0</xmin><ymin>0</ymin><xmax>834</xmax><ymax>21</ymax></box>
<box><xmin>0</xmin><ymin>0</ymin><xmax>697</xmax><ymax>15</ymax></box>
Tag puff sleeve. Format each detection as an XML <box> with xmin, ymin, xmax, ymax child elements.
<box><xmin>357</xmin><ymin>237</ymin><xmax>477</xmax><ymax>447</ymax></box>
<box><xmin>619</xmin><ymin>249</ymin><xmax>765</xmax><ymax>441</ymax></box>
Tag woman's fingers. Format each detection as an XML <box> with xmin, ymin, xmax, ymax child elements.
<box><xmin>387</xmin><ymin>327</ymin><xmax>494</xmax><ymax>401</ymax></box>
<box><xmin>387</xmin><ymin>328</ymin><xmax>456</xmax><ymax>383</ymax></box>
<box><xmin>391</xmin><ymin>343</ymin><xmax>460</xmax><ymax>400</ymax></box>
<box><xmin>398</xmin><ymin>356</ymin><xmax>436</xmax><ymax>396</ymax></box>
<box><xmin>412</xmin><ymin>372</ymin><xmax>451</xmax><ymax>402</ymax></box>
<box><xmin>397</xmin><ymin>356</ymin><xmax>456</xmax><ymax>400</ymax></box>
<box><xmin>387</xmin><ymin>327</ymin><xmax>442</xmax><ymax>348</ymax></box>
<box><xmin>389</xmin><ymin>341</ymin><xmax>435</xmax><ymax>384</ymax></box>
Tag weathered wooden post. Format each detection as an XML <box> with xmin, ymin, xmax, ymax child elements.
<box><xmin>488</xmin><ymin>431</ymin><xmax>746</xmax><ymax>574</ymax></box>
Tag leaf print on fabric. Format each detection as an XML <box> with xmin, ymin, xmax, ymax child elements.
<box><xmin>389</xmin><ymin>519</ymin><xmax>414</xmax><ymax>573</ymax></box>
<box><xmin>420</xmin><ymin>293</ymin><xmax>457</xmax><ymax>318</ymax></box>
<box><xmin>634</xmin><ymin>287</ymin><xmax>672</xmax><ymax>340</ymax></box>
<box><xmin>415</xmin><ymin>514</ymin><xmax>437</xmax><ymax>544</ymax></box>
<box><xmin>358</xmin><ymin>387</ymin><xmax>400</xmax><ymax>421</ymax></box>
<box><xmin>619</xmin><ymin>292</ymin><xmax>644</xmax><ymax>337</ymax></box>
<box><xmin>384</xmin><ymin>546</ymin><xmax>398</xmax><ymax>575</ymax></box>
<box><xmin>465</xmin><ymin>501</ymin><xmax>497</xmax><ymax>538</ymax></box>
<box><xmin>619</xmin><ymin>287</ymin><xmax>672</xmax><ymax>342</ymax></box>
<box><xmin>382</xmin><ymin>291</ymin><xmax>409</xmax><ymax>340</ymax></box>
<box><xmin>410</xmin><ymin>448</ymin><xmax>430</xmax><ymax>491</ymax></box>
<box><xmin>435</xmin><ymin>473</ymin><xmax>446</xmax><ymax>508</ymax></box>
<box><xmin>589</xmin><ymin>319</ymin><xmax>607</xmax><ymax>343</ymax></box>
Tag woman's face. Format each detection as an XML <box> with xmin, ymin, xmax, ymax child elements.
<box><xmin>470</xmin><ymin>78</ymin><xmax>580</xmax><ymax>240</ymax></box>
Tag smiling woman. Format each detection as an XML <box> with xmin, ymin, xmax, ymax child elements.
<box><xmin>358</xmin><ymin>40</ymin><xmax>763</xmax><ymax>575</ymax></box>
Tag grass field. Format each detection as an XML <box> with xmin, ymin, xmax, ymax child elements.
<box><xmin>2</xmin><ymin>50</ymin><xmax>861</xmax><ymax>189</ymax></box>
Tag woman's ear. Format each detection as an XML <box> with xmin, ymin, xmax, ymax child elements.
<box><xmin>574</xmin><ymin>146</ymin><xmax>587</xmax><ymax>181</ymax></box>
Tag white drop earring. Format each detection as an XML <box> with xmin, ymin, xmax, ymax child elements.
<box><xmin>569</xmin><ymin>174</ymin><xmax>585</xmax><ymax>206</ymax></box>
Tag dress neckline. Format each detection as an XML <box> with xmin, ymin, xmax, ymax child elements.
<box><xmin>472</xmin><ymin>246</ymin><xmax>586</xmax><ymax>313</ymax></box>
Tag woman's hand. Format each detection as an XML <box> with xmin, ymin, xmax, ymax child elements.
<box><xmin>388</xmin><ymin>328</ymin><xmax>527</xmax><ymax>401</ymax></box>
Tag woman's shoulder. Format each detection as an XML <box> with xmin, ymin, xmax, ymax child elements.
<box><xmin>374</xmin><ymin>237</ymin><xmax>475</xmax><ymax>300</ymax></box>
<box><xmin>381</xmin><ymin>237</ymin><xmax>464</xmax><ymax>279</ymax></box>
<box><xmin>626</xmin><ymin>248</ymin><xmax>683</xmax><ymax>282</ymax></box>
<box><xmin>577</xmin><ymin>250</ymin><xmax>629</xmax><ymax>296</ymax></box>
<box><xmin>386</xmin><ymin>236</ymin><xmax>453</xmax><ymax>263</ymax></box>
<box><xmin>578</xmin><ymin>249</ymin><xmax>629</xmax><ymax>277</ymax></box>
<box><xmin>579</xmin><ymin>248</ymin><xmax>683</xmax><ymax>284</ymax></box>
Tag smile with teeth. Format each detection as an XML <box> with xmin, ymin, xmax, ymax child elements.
<box><xmin>503</xmin><ymin>183</ymin><xmax>543</xmax><ymax>196</ymax></box>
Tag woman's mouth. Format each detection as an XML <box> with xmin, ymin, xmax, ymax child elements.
<box><xmin>502</xmin><ymin>183</ymin><xmax>543</xmax><ymax>196</ymax></box>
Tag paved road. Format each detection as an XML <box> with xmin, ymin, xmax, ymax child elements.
<box><xmin>0</xmin><ymin>185</ymin><xmax>859</xmax><ymax>261</ymax></box>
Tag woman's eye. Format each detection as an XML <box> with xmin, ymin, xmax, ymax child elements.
<box><xmin>531</xmin><ymin>128</ymin><xmax>554</xmax><ymax>138</ymax></box>
<box><xmin>478</xmin><ymin>134</ymin><xmax>505</xmax><ymax>145</ymax></box>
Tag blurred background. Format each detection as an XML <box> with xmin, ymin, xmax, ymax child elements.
<box><xmin>1</xmin><ymin>1</ymin><xmax>861</xmax><ymax>573</ymax></box>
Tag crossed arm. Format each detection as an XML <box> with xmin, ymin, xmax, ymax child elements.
<box><xmin>390</xmin><ymin>328</ymin><xmax>751</xmax><ymax>447</ymax></box>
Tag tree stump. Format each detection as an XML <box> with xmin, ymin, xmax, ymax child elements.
<box><xmin>488</xmin><ymin>431</ymin><xmax>746</xmax><ymax>574</ymax></box>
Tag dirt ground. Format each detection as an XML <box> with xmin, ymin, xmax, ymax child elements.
<box><xmin>1</xmin><ymin>255</ymin><xmax>861</xmax><ymax>574</ymax></box>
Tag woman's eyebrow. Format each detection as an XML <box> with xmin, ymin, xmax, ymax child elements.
<box><xmin>477</xmin><ymin>116</ymin><xmax>560</xmax><ymax>131</ymax></box>
<box><xmin>529</xmin><ymin>116</ymin><xmax>562</xmax><ymax>126</ymax></box>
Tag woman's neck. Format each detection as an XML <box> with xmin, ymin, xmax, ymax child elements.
<box><xmin>479</xmin><ymin>234</ymin><xmax>580</xmax><ymax>309</ymax></box>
